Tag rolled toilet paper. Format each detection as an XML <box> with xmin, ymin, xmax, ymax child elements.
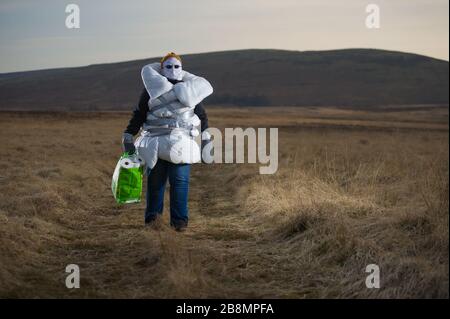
<box><xmin>120</xmin><ymin>158</ymin><xmax>139</xmax><ymax>169</ymax></box>
<box><xmin>135</xmin><ymin>155</ymin><xmax>145</xmax><ymax>166</ymax></box>
<box><xmin>120</xmin><ymin>154</ymin><xmax>146</xmax><ymax>169</ymax></box>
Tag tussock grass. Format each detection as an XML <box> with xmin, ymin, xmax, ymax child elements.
<box><xmin>0</xmin><ymin>107</ymin><xmax>448</xmax><ymax>298</ymax></box>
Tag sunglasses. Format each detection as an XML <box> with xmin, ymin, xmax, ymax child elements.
<box><xmin>165</xmin><ymin>65</ymin><xmax>181</xmax><ymax>69</ymax></box>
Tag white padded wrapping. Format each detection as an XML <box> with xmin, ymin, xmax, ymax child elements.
<box><xmin>136</xmin><ymin>63</ymin><xmax>213</xmax><ymax>169</ymax></box>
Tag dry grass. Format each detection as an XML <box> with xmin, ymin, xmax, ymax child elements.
<box><xmin>0</xmin><ymin>106</ymin><xmax>448</xmax><ymax>298</ymax></box>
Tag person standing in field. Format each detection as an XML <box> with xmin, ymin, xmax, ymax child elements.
<box><xmin>122</xmin><ymin>52</ymin><xmax>213</xmax><ymax>232</ymax></box>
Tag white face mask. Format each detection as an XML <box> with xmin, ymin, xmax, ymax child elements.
<box><xmin>161</xmin><ymin>57</ymin><xmax>183</xmax><ymax>81</ymax></box>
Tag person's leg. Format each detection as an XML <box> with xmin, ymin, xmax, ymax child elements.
<box><xmin>145</xmin><ymin>160</ymin><xmax>168</xmax><ymax>224</ymax></box>
<box><xmin>167</xmin><ymin>162</ymin><xmax>191</xmax><ymax>230</ymax></box>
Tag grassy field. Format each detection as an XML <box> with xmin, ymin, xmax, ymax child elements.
<box><xmin>0</xmin><ymin>106</ymin><xmax>448</xmax><ymax>298</ymax></box>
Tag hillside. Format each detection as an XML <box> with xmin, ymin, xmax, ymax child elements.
<box><xmin>0</xmin><ymin>49</ymin><xmax>448</xmax><ymax>110</ymax></box>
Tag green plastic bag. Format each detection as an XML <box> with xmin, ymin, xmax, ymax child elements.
<box><xmin>111</xmin><ymin>152</ymin><xmax>145</xmax><ymax>204</ymax></box>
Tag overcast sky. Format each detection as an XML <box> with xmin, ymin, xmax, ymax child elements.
<box><xmin>0</xmin><ymin>0</ymin><xmax>448</xmax><ymax>73</ymax></box>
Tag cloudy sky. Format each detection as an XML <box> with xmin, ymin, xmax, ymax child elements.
<box><xmin>0</xmin><ymin>0</ymin><xmax>448</xmax><ymax>73</ymax></box>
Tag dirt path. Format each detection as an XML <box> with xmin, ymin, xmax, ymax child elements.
<box><xmin>0</xmin><ymin>112</ymin><xmax>281</xmax><ymax>298</ymax></box>
<box><xmin>50</xmin><ymin>161</ymin><xmax>274</xmax><ymax>298</ymax></box>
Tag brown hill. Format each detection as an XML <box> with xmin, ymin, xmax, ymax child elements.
<box><xmin>0</xmin><ymin>48</ymin><xmax>448</xmax><ymax>110</ymax></box>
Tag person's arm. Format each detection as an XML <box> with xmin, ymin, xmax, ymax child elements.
<box><xmin>124</xmin><ymin>88</ymin><xmax>149</xmax><ymax>135</ymax></box>
<box><xmin>194</xmin><ymin>102</ymin><xmax>214</xmax><ymax>163</ymax></box>
<box><xmin>122</xmin><ymin>88</ymin><xmax>149</xmax><ymax>154</ymax></box>
<box><xmin>194</xmin><ymin>102</ymin><xmax>209</xmax><ymax>133</ymax></box>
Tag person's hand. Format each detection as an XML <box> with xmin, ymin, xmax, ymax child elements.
<box><xmin>201</xmin><ymin>131</ymin><xmax>214</xmax><ymax>164</ymax></box>
<box><xmin>123</xmin><ymin>142</ymin><xmax>136</xmax><ymax>155</ymax></box>
<box><xmin>122</xmin><ymin>133</ymin><xmax>136</xmax><ymax>155</ymax></box>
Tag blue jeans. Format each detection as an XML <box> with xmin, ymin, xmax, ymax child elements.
<box><xmin>145</xmin><ymin>159</ymin><xmax>190</xmax><ymax>227</ymax></box>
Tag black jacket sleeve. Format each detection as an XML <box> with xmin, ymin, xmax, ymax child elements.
<box><xmin>124</xmin><ymin>88</ymin><xmax>149</xmax><ymax>136</ymax></box>
<box><xmin>194</xmin><ymin>102</ymin><xmax>209</xmax><ymax>133</ymax></box>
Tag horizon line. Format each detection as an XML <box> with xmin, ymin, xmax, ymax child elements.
<box><xmin>1</xmin><ymin>47</ymin><xmax>448</xmax><ymax>75</ymax></box>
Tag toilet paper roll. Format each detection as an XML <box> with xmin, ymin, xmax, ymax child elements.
<box><xmin>136</xmin><ymin>156</ymin><xmax>145</xmax><ymax>166</ymax></box>
<box><xmin>120</xmin><ymin>154</ymin><xmax>146</xmax><ymax>168</ymax></box>
<box><xmin>120</xmin><ymin>158</ymin><xmax>139</xmax><ymax>169</ymax></box>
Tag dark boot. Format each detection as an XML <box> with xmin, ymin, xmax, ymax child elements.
<box><xmin>171</xmin><ymin>220</ymin><xmax>188</xmax><ymax>232</ymax></box>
